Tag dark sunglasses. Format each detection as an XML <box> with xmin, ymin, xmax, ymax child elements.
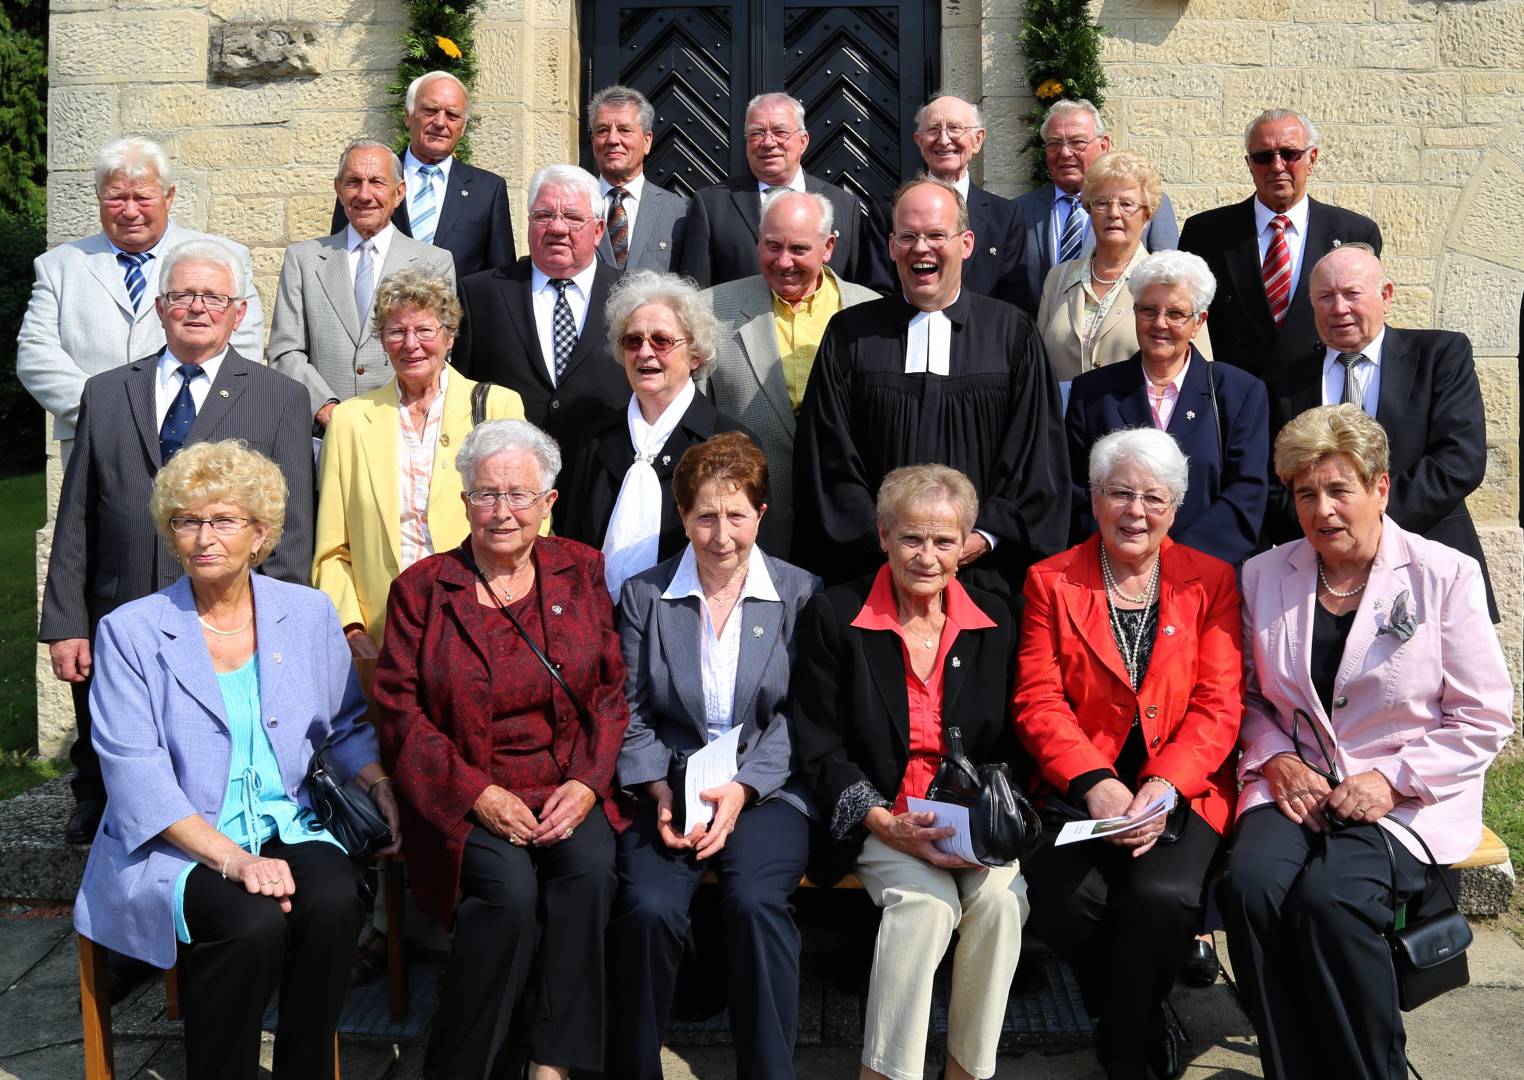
<box><xmin>1248</xmin><ymin>147</ymin><xmax>1308</xmax><ymax>166</ymax></box>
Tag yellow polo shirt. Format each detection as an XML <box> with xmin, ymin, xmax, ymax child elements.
<box><xmin>772</xmin><ymin>270</ymin><xmax>842</xmax><ymax>411</ymax></box>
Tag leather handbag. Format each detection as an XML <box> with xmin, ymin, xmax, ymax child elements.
<box><xmin>306</xmin><ymin>747</ymin><xmax>393</xmax><ymax>862</ymax></box>
<box><xmin>470</xmin><ymin>380</ymin><xmax>496</xmax><ymax>426</ymax></box>
<box><xmin>665</xmin><ymin>749</ymin><xmax>690</xmax><ymax>834</ymax></box>
<box><xmin>1379</xmin><ymin>820</ymin><xmax>1473</xmax><ymax>1011</ymax></box>
<box><xmin>925</xmin><ymin>725</ymin><xmax>1041</xmax><ymax>867</ymax></box>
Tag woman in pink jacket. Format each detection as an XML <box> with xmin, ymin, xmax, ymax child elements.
<box><xmin>1218</xmin><ymin>404</ymin><xmax>1513</xmax><ymax>1080</ymax></box>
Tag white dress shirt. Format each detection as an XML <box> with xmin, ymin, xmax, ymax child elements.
<box><xmin>403</xmin><ymin>149</ymin><xmax>453</xmax><ymax>222</ymax></box>
<box><xmin>346</xmin><ymin>223</ymin><xmax>395</xmax><ymax>286</ymax></box>
<box><xmin>951</xmin><ymin>174</ymin><xmax>971</xmax><ymax>200</ymax></box>
<box><xmin>1254</xmin><ymin>196</ymin><xmax>1311</xmax><ymax>305</ymax></box>
<box><xmin>154</xmin><ymin>348</ymin><xmax>227</xmax><ymax>428</ymax></box>
<box><xmin>757</xmin><ymin>170</ymin><xmax>807</xmax><ymax>195</ymax></box>
<box><xmin>600</xmin><ymin>172</ymin><xmax>646</xmax><ymax>243</ymax></box>
<box><xmin>661</xmin><ymin>543</ymin><xmax>782</xmax><ymax>742</ymax></box>
<box><xmin>1321</xmin><ymin>328</ymin><xmax>1386</xmax><ymax>414</ymax></box>
<box><xmin>529</xmin><ymin>260</ymin><xmax>599</xmax><ymax>384</ymax></box>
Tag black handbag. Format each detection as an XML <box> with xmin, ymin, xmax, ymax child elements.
<box><xmin>470</xmin><ymin>380</ymin><xmax>496</xmax><ymax>426</ymax></box>
<box><xmin>1379</xmin><ymin>820</ymin><xmax>1473</xmax><ymax>1012</ymax></box>
<box><xmin>306</xmin><ymin>746</ymin><xmax>393</xmax><ymax>862</ymax></box>
<box><xmin>666</xmin><ymin>748</ymin><xmax>690</xmax><ymax>834</ymax></box>
<box><xmin>924</xmin><ymin>725</ymin><xmax>1041</xmax><ymax>867</ymax></box>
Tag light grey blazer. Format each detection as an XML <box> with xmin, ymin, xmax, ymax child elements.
<box><xmin>700</xmin><ymin>269</ymin><xmax>879</xmax><ymax>558</ymax></box>
<box><xmin>266</xmin><ymin>229</ymin><xmax>456</xmax><ymax>413</ymax></box>
<box><xmin>72</xmin><ymin>574</ymin><xmax>375</xmax><ymax>969</ymax></box>
<box><xmin>597</xmin><ymin>178</ymin><xmax>690</xmax><ymax>274</ymax></box>
<box><xmin>617</xmin><ymin>548</ymin><xmax>822</xmax><ymax>819</ymax></box>
<box><xmin>16</xmin><ymin>221</ymin><xmax>265</xmax><ymax>442</ymax></box>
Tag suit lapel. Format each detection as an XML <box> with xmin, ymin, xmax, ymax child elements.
<box><xmin>429</xmin><ymin>377</ymin><xmax>473</xmax><ymax>545</ymax></box>
<box><xmin>432</xmin><ymin>161</ymin><xmax>468</xmax><ymax>242</ymax></box>
<box><xmin>158</xmin><ymin>583</ymin><xmax>228</xmax><ymax>732</ymax></box>
<box><xmin>737</xmin><ymin>283</ymin><xmax>797</xmax><ymax>434</ymax></box>
<box><xmin>731</xmin><ymin>594</ymin><xmax>783</xmax><ymax>724</ymax></box>
<box><xmin>1034</xmin><ymin>185</ymin><xmax>1056</xmax><ymax>270</ymax></box>
<box><xmin>127</xmin><ymin>357</ymin><xmax>164</xmax><ymax>468</ymax></box>
<box><xmin>315</xmin><ymin>233</ymin><xmax>363</xmax><ymax>344</ymax></box>
<box><xmin>1224</xmin><ymin>198</ymin><xmax>1276</xmax><ymax>348</ymax></box>
<box><xmin>728</xmin><ymin>182</ymin><xmax>763</xmax><ymax>244</ymax></box>
<box><xmin>1164</xmin><ymin>353</ymin><xmax>1213</xmax><ymax>447</ymax></box>
<box><xmin>1137</xmin><ymin>542</ymin><xmax>1193</xmax><ymax>700</ymax></box>
<box><xmin>656</xmin><ymin>596</ymin><xmax>709</xmax><ymax>738</ymax></box>
<box><xmin>559</xmin><ymin>264</ymin><xmax>614</xmax><ymax>380</ymax></box>
<box><xmin>862</xmin><ymin>629</ymin><xmax>911</xmax><ymax>755</ymax></box>
<box><xmin>1060</xmin><ymin>542</ymin><xmax>1135</xmax><ymax>691</ymax></box>
<box><xmin>359</xmin><ymin>388</ymin><xmax>405</xmax><ymax>574</ymax></box>
<box><xmin>85</xmin><ymin>242</ymin><xmax>138</xmax><ymax>319</ymax></box>
<box><xmin>503</xmin><ymin>273</ymin><xmax>552</xmax><ymax>390</ymax></box>
<box><xmin>251</xmin><ymin>575</ymin><xmax>290</xmax><ymax>720</ymax></box>
<box><xmin>1333</xmin><ymin>519</ymin><xmax>1406</xmax><ymax>697</ymax></box>
<box><xmin>1279</xmin><ymin>543</ymin><xmax>1327</xmax><ymax>724</ymax></box>
<box><xmin>1375</xmin><ymin>328</ymin><xmax>1415</xmax><ymax>426</ymax></box>
<box><xmin>183</xmin><ymin>351</ymin><xmax>248</xmax><ymax>445</ymax></box>
<box><xmin>1115</xmin><ymin>373</ymin><xmax>1154</xmax><ymax>430</ymax></box>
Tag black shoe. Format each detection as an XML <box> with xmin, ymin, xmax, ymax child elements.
<box><xmin>1147</xmin><ymin>1027</ymin><xmax>1182</xmax><ymax>1080</ymax></box>
<box><xmin>1181</xmin><ymin>936</ymin><xmax>1220</xmax><ymax>988</ymax></box>
<box><xmin>107</xmin><ymin>951</ymin><xmax>155</xmax><ymax>1005</ymax></box>
<box><xmin>65</xmin><ymin>800</ymin><xmax>104</xmax><ymax>845</ymax></box>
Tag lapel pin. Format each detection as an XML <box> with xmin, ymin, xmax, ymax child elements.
<box><xmin>273</xmin><ymin>653</ymin><xmax>283</xmax><ymax>663</ymax></box>
<box><xmin>1163</xmin><ymin>625</ymin><xmax>1176</xmax><ymax>636</ymax></box>
<box><xmin>1332</xmin><ymin>238</ymin><xmax>1341</xmax><ymax>247</ymax></box>
<box><xmin>551</xmin><ymin>604</ymin><xmax>563</xmax><ymax>615</ymax></box>
<box><xmin>1184</xmin><ymin>410</ymin><xmax>1195</xmax><ymax>420</ymax></box>
<box><xmin>659</xmin><ymin>241</ymin><xmax>669</xmax><ymax>250</ymax></box>
<box><xmin>219</xmin><ymin>389</ymin><xmax>230</xmax><ymax>398</ymax></box>
<box><xmin>1374</xmin><ymin>599</ymin><xmax>1384</xmax><ymax>611</ymax></box>
<box><xmin>440</xmin><ymin>433</ymin><xmax>450</xmax><ymax>446</ymax></box>
<box><xmin>752</xmin><ymin>625</ymin><xmax>764</xmax><ymax>637</ymax></box>
<box><xmin>988</xmin><ymin>246</ymin><xmax>997</xmax><ymax>255</ymax></box>
<box><xmin>460</xmin><ymin>190</ymin><xmax>469</xmax><ymax>197</ymax></box>
<box><xmin>661</xmin><ymin>454</ymin><xmax>671</xmax><ymax>465</ymax></box>
<box><xmin>951</xmin><ymin>656</ymin><xmax>961</xmax><ymax>668</ymax></box>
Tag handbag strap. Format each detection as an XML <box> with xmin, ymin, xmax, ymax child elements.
<box><xmin>1377</xmin><ymin>813</ymin><xmax>1461</xmax><ymax>925</ymax></box>
<box><xmin>471</xmin><ymin>381</ymin><xmax>495</xmax><ymax>427</ymax></box>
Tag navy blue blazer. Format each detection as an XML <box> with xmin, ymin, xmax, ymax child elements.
<box><xmin>1065</xmin><ymin>349</ymin><xmax>1270</xmax><ymax>567</ymax></box>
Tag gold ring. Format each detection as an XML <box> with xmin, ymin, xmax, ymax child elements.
<box><xmin>562</xmin><ymin>828</ymin><xmax>574</xmax><ymax>840</ymax></box>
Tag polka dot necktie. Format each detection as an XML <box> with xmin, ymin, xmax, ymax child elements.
<box><xmin>158</xmin><ymin>364</ymin><xmax>203</xmax><ymax>462</ymax></box>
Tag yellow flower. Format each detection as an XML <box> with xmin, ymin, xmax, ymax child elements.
<box><xmin>1036</xmin><ymin>78</ymin><xmax>1064</xmax><ymax>101</ymax></box>
<box><xmin>435</xmin><ymin>35</ymin><xmax>462</xmax><ymax>59</ymax></box>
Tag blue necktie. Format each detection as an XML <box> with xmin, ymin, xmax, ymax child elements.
<box><xmin>1057</xmin><ymin>194</ymin><xmax>1086</xmax><ymax>265</ymax></box>
<box><xmin>412</xmin><ymin>164</ymin><xmax>441</xmax><ymax>245</ymax></box>
<box><xmin>118</xmin><ymin>251</ymin><xmax>153</xmax><ymax>310</ymax></box>
<box><xmin>159</xmin><ymin>364</ymin><xmax>202</xmax><ymax>462</ymax></box>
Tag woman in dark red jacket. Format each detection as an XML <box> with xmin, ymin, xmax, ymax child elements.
<box><xmin>1013</xmin><ymin>427</ymin><xmax>1241</xmax><ymax>1080</ymax></box>
<box><xmin>373</xmin><ymin>418</ymin><xmax>629</xmax><ymax>1080</ymax></box>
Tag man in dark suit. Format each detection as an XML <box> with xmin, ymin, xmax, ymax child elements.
<box><xmin>680</xmin><ymin>92</ymin><xmax>876</xmax><ymax>289</ymax></box>
<box><xmin>40</xmin><ymin>239</ymin><xmax>315</xmax><ymax>842</ymax></box>
<box><xmin>1180</xmin><ymin>108</ymin><xmax>1382</xmax><ymax>378</ymax></box>
<box><xmin>1008</xmin><ymin>99</ymin><xmax>1179</xmax><ymax>316</ymax></box>
<box><xmin>588</xmin><ymin>85</ymin><xmax>688</xmax><ymax>273</ymax></box>
<box><xmin>328</xmin><ymin>70</ymin><xmax>514</xmax><ymax>277</ymax></box>
<box><xmin>452</xmin><ymin>164</ymin><xmax>628</xmax><ymax>448</ymax></box>
<box><xmin>1262</xmin><ymin>245</ymin><xmax>1495</xmax><ymax>618</ymax></box>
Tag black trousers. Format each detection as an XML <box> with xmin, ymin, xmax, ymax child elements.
<box><xmin>1023</xmin><ymin>807</ymin><xmax>1220</xmax><ymax>1080</ymax></box>
<box><xmin>180</xmin><ymin>839</ymin><xmax>366</xmax><ymax>1080</ymax></box>
<box><xmin>70</xmin><ymin>677</ymin><xmax>105</xmax><ymax>803</ymax></box>
<box><xmin>425</xmin><ymin>812</ymin><xmax>616</xmax><ymax>1080</ymax></box>
<box><xmin>606</xmin><ymin>798</ymin><xmax>810</xmax><ymax>1080</ymax></box>
<box><xmin>1216</xmin><ymin>806</ymin><xmax>1429</xmax><ymax>1080</ymax></box>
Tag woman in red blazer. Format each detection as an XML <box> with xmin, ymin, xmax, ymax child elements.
<box><xmin>373</xmin><ymin>419</ymin><xmax>630</xmax><ymax>1080</ymax></box>
<box><xmin>1013</xmin><ymin>427</ymin><xmax>1241</xmax><ymax>1080</ymax></box>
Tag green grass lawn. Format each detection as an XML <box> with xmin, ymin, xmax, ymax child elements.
<box><xmin>0</xmin><ymin>471</ymin><xmax>59</xmax><ymax>797</ymax></box>
<box><xmin>1484</xmin><ymin>749</ymin><xmax>1524</xmax><ymax>872</ymax></box>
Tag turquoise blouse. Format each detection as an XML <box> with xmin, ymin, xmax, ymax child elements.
<box><xmin>172</xmin><ymin>656</ymin><xmax>341</xmax><ymax>943</ymax></box>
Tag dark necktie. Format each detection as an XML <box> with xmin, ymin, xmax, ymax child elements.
<box><xmin>1338</xmin><ymin>352</ymin><xmax>1366</xmax><ymax>410</ymax></box>
<box><xmin>607</xmin><ymin>186</ymin><xmax>630</xmax><ymax>269</ymax></box>
<box><xmin>1263</xmin><ymin>215</ymin><xmax>1292</xmax><ymax>325</ymax></box>
<box><xmin>159</xmin><ymin>364</ymin><xmax>203</xmax><ymax>462</ymax></box>
<box><xmin>1057</xmin><ymin>194</ymin><xmax>1085</xmax><ymax>264</ymax></box>
<box><xmin>118</xmin><ymin>251</ymin><xmax>153</xmax><ymax>311</ymax></box>
<box><xmin>551</xmin><ymin>279</ymin><xmax>576</xmax><ymax>383</ymax></box>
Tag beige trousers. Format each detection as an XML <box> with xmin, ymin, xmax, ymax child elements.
<box><xmin>854</xmin><ymin>835</ymin><xmax>1029</xmax><ymax>1080</ymax></box>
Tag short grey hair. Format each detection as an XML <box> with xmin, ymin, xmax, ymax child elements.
<box><xmin>527</xmin><ymin>163</ymin><xmax>602</xmax><ymax>215</ymax></box>
<box><xmin>456</xmin><ymin>419</ymin><xmax>563</xmax><ymax>492</ymax></box>
<box><xmin>1040</xmin><ymin>98</ymin><xmax>1107</xmax><ymax>140</ymax></box>
<box><xmin>159</xmin><ymin>239</ymin><xmax>245</xmax><ymax>299</ymax></box>
<box><xmin>404</xmin><ymin>71</ymin><xmax>472</xmax><ymax>120</ymax></box>
<box><xmin>95</xmin><ymin>136</ymin><xmax>174</xmax><ymax>196</ymax></box>
<box><xmin>603</xmin><ymin>270</ymin><xmax>719</xmax><ymax>378</ymax></box>
<box><xmin>1130</xmin><ymin>250</ymin><xmax>1217</xmax><ymax>315</ymax></box>
<box><xmin>337</xmin><ymin>139</ymin><xmax>404</xmax><ymax>184</ymax></box>
<box><xmin>746</xmin><ymin>92</ymin><xmax>807</xmax><ymax>135</ymax></box>
<box><xmin>590</xmin><ymin>85</ymin><xmax>655</xmax><ymax>134</ymax></box>
<box><xmin>1245</xmin><ymin>108</ymin><xmax>1321</xmax><ymax>152</ymax></box>
<box><xmin>1088</xmin><ymin>428</ymin><xmax>1189</xmax><ymax>507</ymax></box>
<box><xmin>760</xmin><ymin>188</ymin><xmax>834</xmax><ymax>241</ymax></box>
<box><xmin>876</xmin><ymin>464</ymin><xmax>979</xmax><ymax>536</ymax></box>
<box><xmin>914</xmin><ymin>93</ymin><xmax>984</xmax><ymax>131</ymax></box>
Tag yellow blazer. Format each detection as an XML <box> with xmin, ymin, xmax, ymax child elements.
<box><xmin>1036</xmin><ymin>253</ymin><xmax>1213</xmax><ymax>384</ymax></box>
<box><xmin>313</xmin><ymin>372</ymin><xmax>526</xmax><ymax>644</ymax></box>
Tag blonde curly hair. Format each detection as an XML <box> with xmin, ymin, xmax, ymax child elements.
<box><xmin>150</xmin><ymin>440</ymin><xmax>287</xmax><ymax>566</ymax></box>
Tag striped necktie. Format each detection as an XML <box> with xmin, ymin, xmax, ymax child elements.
<box><xmin>607</xmin><ymin>186</ymin><xmax>630</xmax><ymax>269</ymax></box>
<box><xmin>1338</xmin><ymin>352</ymin><xmax>1367</xmax><ymax>409</ymax></box>
<box><xmin>1263</xmin><ymin>215</ymin><xmax>1293</xmax><ymax>325</ymax></box>
<box><xmin>1057</xmin><ymin>193</ymin><xmax>1086</xmax><ymax>264</ymax></box>
<box><xmin>118</xmin><ymin>251</ymin><xmax>153</xmax><ymax>311</ymax></box>
<box><xmin>412</xmin><ymin>164</ymin><xmax>441</xmax><ymax>245</ymax></box>
<box><xmin>158</xmin><ymin>364</ymin><xmax>202</xmax><ymax>462</ymax></box>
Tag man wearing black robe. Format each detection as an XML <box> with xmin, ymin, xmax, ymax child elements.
<box><xmin>793</xmin><ymin>178</ymin><xmax>1069</xmax><ymax>597</ymax></box>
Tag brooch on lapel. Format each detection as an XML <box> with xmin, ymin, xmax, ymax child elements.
<box><xmin>752</xmin><ymin>625</ymin><xmax>764</xmax><ymax>638</ymax></box>
<box><xmin>219</xmin><ymin>389</ymin><xmax>230</xmax><ymax>398</ymax></box>
<box><xmin>551</xmin><ymin>604</ymin><xmax>564</xmax><ymax>616</ymax></box>
<box><xmin>1332</xmin><ymin>239</ymin><xmax>1341</xmax><ymax>248</ymax></box>
<box><xmin>439</xmin><ymin>433</ymin><xmax>450</xmax><ymax>447</ymax></box>
<box><xmin>988</xmin><ymin>246</ymin><xmax>998</xmax><ymax>256</ymax></box>
<box><xmin>1377</xmin><ymin>590</ymin><xmax>1419</xmax><ymax>643</ymax></box>
<box><xmin>951</xmin><ymin>656</ymin><xmax>961</xmax><ymax>668</ymax></box>
<box><xmin>1184</xmin><ymin>410</ymin><xmax>1195</xmax><ymax>421</ymax></box>
<box><xmin>1162</xmin><ymin>625</ymin><xmax>1176</xmax><ymax>636</ymax></box>
<box><xmin>460</xmin><ymin>190</ymin><xmax>469</xmax><ymax>198</ymax></box>
<box><xmin>661</xmin><ymin>454</ymin><xmax>671</xmax><ymax>466</ymax></box>
<box><xmin>659</xmin><ymin>241</ymin><xmax>669</xmax><ymax>250</ymax></box>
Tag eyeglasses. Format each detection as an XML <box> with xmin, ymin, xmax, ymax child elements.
<box><xmin>919</xmin><ymin>123</ymin><xmax>978</xmax><ymax>140</ymax></box>
<box><xmin>169</xmin><ymin>515</ymin><xmax>253</xmax><ymax>535</ymax></box>
<box><xmin>1247</xmin><ymin>147</ymin><xmax>1308</xmax><ymax>166</ymax></box>
<box><xmin>1043</xmin><ymin>137</ymin><xmax>1097</xmax><ymax>155</ymax></box>
<box><xmin>465</xmin><ymin>489</ymin><xmax>547</xmax><ymax>510</ymax></box>
<box><xmin>890</xmin><ymin>230</ymin><xmax>962</xmax><ymax>250</ymax></box>
<box><xmin>528</xmin><ymin>209</ymin><xmax>595</xmax><ymax>231</ymax></box>
<box><xmin>1098</xmin><ymin>486</ymin><xmax>1173</xmax><ymax>514</ymax></box>
<box><xmin>1090</xmin><ymin>197</ymin><xmax>1145</xmax><ymax>217</ymax></box>
<box><xmin>744</xmin><ymin>127</ymin><xmax>800</xmax><ymax>144</ymax></box>
<box><xmin>619</xmin><ymin>332</ymin><xmax>689</xmax><ymax>356</ymax></box>
<box><xmin>162</xmin><ymin>291</ymin><xmax>238</xmax><ymax>312</ymax></box>
<box><xmin>1133</xmin><ymin>304</ymin><xmax>1198</xmax><ymax>327</ymax></box>
<box><xmin>382</xmin><ymin>324</ymin><xmax>446</xmax><ymax>345</ymax></box>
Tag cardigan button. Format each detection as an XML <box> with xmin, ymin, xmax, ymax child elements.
<box><xmin>550</xmin><ymin>399</ymin><xmax>561</xmax><ymax>410</ymax></box>
<box><xmin>1145</xmin><ymin>705</ymin><xmax>1158</xmax><ymax>718</ymax></box>
<box><xmin>356</xmin><ymin>366</ymin><xmax>367</xmax><ymax>376</ymax></box>
<box><xmin>267</xmin><ymin>717</ymin><xmax>278</xmax><ymax>728</ymax></box>
<box><xmin>1334</xmin><ymin>695</ymin><xmax>1348</xmax><ymax>708</ymax></box>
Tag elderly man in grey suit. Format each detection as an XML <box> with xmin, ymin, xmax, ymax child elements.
<box><xmin>269</xmin><ymin>139</ymin><xmax>456</xmax><ymax>428</ymax></box>
<box><xmin>703</xmin><ymin>189</ymin><xmax>878</xmax><ymax>558</ymax></box>
<box><xmin>40</xmin><ymin>239</ymin><xmax>314</xmax><ymax>844</ymax></box>
<box><xmin>17</xmin><ymin>136</ymin><xmax>264</xmax><ymax>460</ymax></box>
<box><xmin>1007</xmin><ymin>99</ymin><xmax>1178</xmax><ymax>315</ymax></box>
<box><xmin>590</xmin><ymin>85</ymin><xmax>688</xmax><ymax>273</ymax></box>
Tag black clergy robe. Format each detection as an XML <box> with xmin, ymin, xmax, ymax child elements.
<box><xmin>792</xmin><ymin>290</ymin><xmax>1070</xmax><ymax>596</ymax></box>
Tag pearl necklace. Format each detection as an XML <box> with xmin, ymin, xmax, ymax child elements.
<box><xmin>199</xmin><ymin>614</ymin><xmax>252</xmax><ymax>637</ymax></box>
<box><xmin>1100</xmin><ymin>545</ymin><xmax>1159</xmax><ymax>605</ymax></box>
<box><xmin>1089</xmin><ymin>257</ymin><xmax>1123</xmax><ymax>286</ymax></box>
<box><xmin>1100</xmin><ymin>545</ymin><xmax>1159</xmax><ymax>690</ymax></box>
<box><xmin>1317</xmin><ymin>557</ymin><xmax>1368</xmax><ymax>599</ymax></box>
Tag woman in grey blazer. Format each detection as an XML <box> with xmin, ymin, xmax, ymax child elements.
<box><xmin>606</xmin><ymin>432</ymin><xmax>821</xmax><ymax>1080</ymax></box>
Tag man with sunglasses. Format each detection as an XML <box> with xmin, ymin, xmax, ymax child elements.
<box><xmin>451</xmin><ymin>164</ymin><xmax>628</xmax><ymax>449</ymax></box>
<box><xmin>1179</xmin><ymin>108</ymin><xmax>1382</xmax><ymax>378</ymax></box>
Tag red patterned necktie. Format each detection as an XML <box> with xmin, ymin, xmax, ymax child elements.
<box><xmin>1262</xmin><ymin>214</ymin><xmax>1292</xmax><ymax>326</ymax></box>
<box><xmin>608</xmin><ymin>187</ymin><xmax>630</xmax><ymax>269</ymax></box>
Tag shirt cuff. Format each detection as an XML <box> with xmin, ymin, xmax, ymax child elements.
<box><xmin>975</xmin><ymin>529</ymin><xmax>999</xmax><ymax>551</ymax></box>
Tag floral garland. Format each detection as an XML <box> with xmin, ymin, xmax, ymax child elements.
<box><xmin>1019</xmin><ymin>0</ymin><xmax>1108</xmax><ymax>183</ymax></box>
<box><xmin>391</xmin><ymin>0</ymin><xmax>483</xmax><ymax>161</ymax></box>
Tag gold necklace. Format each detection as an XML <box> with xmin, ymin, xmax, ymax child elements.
<box><xmin>488</xmin><ymin>561</ymin><xmax>532</xmax><ymax>602</ymax></box>
<box><xmin>199</xmin><ymin>613</ymin><xmax>252</xmax><ymax>636</ymax></box>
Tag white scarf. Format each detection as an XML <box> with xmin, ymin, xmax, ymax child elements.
<box><xmin>602</xmin><ymin>379</ymin><xmax>696</xmax><ymax>597</ymax></box>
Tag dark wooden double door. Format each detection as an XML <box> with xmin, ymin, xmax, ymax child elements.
<box><xmin>581</xmin><ymin>0</ymin><xmax>941</xmax><ymax>205</ymax></box>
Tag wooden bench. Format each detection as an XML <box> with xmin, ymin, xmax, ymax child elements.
<box><xmin>1453</xmin><ymin>825</ymin><xmax>1508</xmax><ymax>870</ymax></box>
